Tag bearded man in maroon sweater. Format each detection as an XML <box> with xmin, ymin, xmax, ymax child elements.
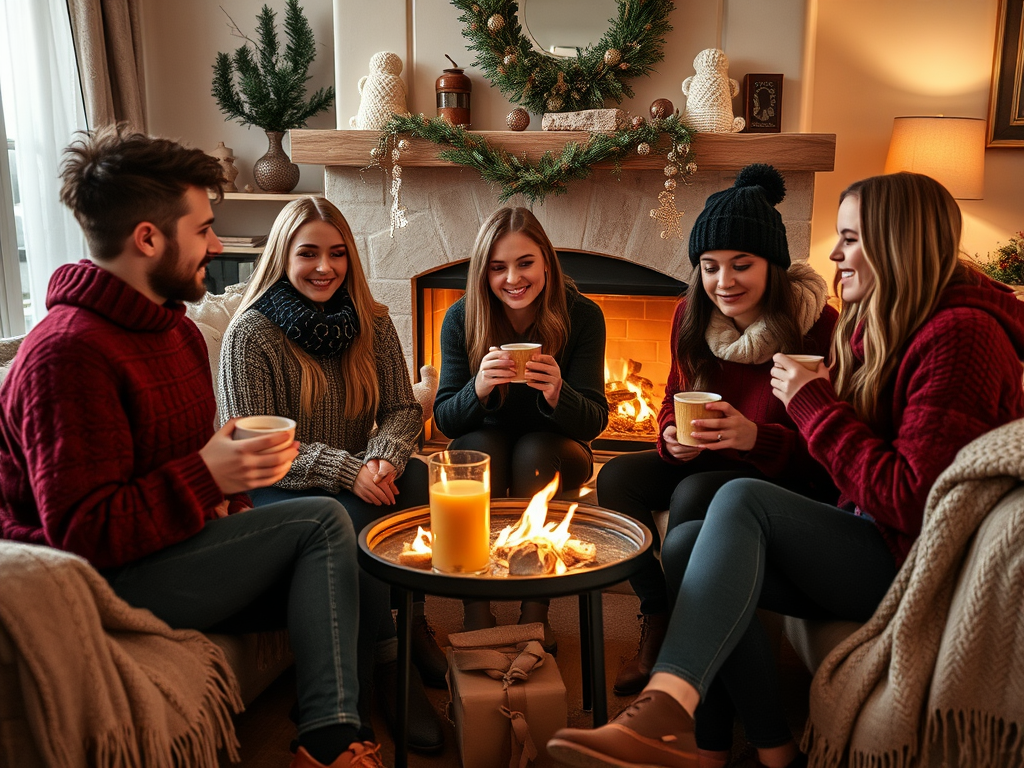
<box><xmin>0</xmin><ymin>126</ymin><xmax>385</xmax><ymax>768</ymax></box>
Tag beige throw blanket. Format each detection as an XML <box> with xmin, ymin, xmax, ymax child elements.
<box><xmin>803</xmin><ymin>418</ymin><xmax>1024</xmax><ymax>768</ymax></box>
<box><xmin>0</xmin><ymin>541</ymin><xmax>243</xmax><ymax>767</ymax></box>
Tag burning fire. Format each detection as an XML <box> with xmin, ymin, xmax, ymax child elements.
<box><xmin>399</xmin><ymin>474</ymin><xmax>596</xmax><ymax>574</ymax></box>
<box><xmin>604</xmin><ymin>359</ymin><xmax>660</xmax><ymax>437</ymax></box>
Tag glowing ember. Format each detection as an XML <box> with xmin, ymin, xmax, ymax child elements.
<box><xmin>401</xmin><ymin>474</ymin><xmax>597</xmax><ymax>574</ymax></box>
<box><xmin>604</xmin><ymin>359</ymin><xmax>660</xmax><ymax>437</ymax></box>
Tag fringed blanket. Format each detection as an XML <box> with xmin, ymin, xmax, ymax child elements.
<box><xmin>0</xmin><ymin>541</ymin><xmax>243</xmax><ymax>767</ymax></box>
<box><xmin>803</xmin><ymin>418</ymin><xmax>1024</xmax><ymax>768</ymax></box>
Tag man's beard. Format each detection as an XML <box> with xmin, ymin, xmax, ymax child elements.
<box><xmin>149</xmin><ymin>237</ymin><xmax>209</xmax><ymax>303</ymax></box>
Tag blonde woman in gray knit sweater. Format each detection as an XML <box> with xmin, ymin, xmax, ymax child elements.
<box><xmin>219</xmin><ymin>196</ymin><xmax>445</xmax><ymax>755</ymax></box>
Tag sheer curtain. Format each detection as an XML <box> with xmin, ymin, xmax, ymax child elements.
<box><xmin>0</xmin><ymin>0</ymin><xmax>88</xmax><ymax>328</ymax></box>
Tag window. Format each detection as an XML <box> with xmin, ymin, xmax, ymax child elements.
<box><xmin>0</xmin><ymin>0</ymin><xmax>88</xmax><ymax>334</ymax></box>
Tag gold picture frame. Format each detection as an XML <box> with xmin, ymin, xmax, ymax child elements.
<box><xmin>988</xmin><ymin>0</ymin><xmax>1024</xmax><ymax>146</ymax></box>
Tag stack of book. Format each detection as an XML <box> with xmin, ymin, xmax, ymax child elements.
<box><xmin>219</xmin><ymin>235</ymin><xmax>268</xmax><ymax>249</ymax></box>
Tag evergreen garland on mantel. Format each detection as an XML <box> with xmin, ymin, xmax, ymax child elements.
<box><xmin>452</xmin><ymin>0</ymin><xmax>674</xmax><ymax>114</ymax></box>
<box><xmin>374</xmin><ymin>113</ymin><xmax>697</xmax><ymax>206</ymax></box>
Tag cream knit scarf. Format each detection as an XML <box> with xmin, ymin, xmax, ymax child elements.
<box><xmin>803</xmin><ymin>418</ymin><xmax>1024</xmax><ymax>768</ymax></box>
<box><xmin>704</xmin><ymin>261</ymin><xmax>828</xmax><ymax>364</ymax></box>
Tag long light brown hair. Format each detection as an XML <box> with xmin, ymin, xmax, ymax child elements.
<box><xmin>465</xmin><ymin>207</ymin><xmax>571</xmax><ymax>373</ymax></box>
<box><xmin>831</xmin><ymin>172</ymin><xmax>968</xmax><ymax>427</ymax></box>
<box><xmin>676</xmin><ymin>259</ymin><xmax>803</xmax><ymax>389</ymax></box>
<box><xmin>236</xmin><ymin>196</ymin><xmax>385</xmax><ymax>418</ymax></box>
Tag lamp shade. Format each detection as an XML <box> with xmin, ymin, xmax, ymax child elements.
<box><xmin>884</xmin><ymin>116</ymin><xmax>986</xmax><ymax>199</ymax></box>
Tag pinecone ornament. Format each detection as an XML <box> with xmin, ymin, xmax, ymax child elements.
<box><xmin>488</xmin><ymin>14</ymin><xmax>505</xmax><ymax>32</ymax></box>
<box><xmin>506</xmin><ymin>108</ymin><xmax>530</xmax><ymax>131</ymax></box>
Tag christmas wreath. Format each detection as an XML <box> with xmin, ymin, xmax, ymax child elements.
<box><xmin>451</xmin><ymin>0</ymin><xmax>675</xmax><ymax>114</ymax></box>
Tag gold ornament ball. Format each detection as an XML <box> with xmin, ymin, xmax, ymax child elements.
<box><xmin>488</xmin><ymin>14</ymin><xmax>505</xmax><ymax>32</ymax></box>
<box><xmin>506</xmin><ymin>108</ymin><xmax>530</xmax><ymax>131</ymax></box>
<box><xmin>397</xmin><ymin>139</ymin><xmax>410</xmax><ymax>151</ymax></box>
<box><xmin>637</xmin><ymin>142</ymin><xmax>651</xmax><ymax>155</ymax></box>
<box><xmin>631</xmin><ymin>115</ymin><xmax>645</xmax><ymax>129</ymax></box>
<box><xmin>686</xmin><ymin>162</ymin><xmax>698</xmax><ymax>175</ymax></box>
<box><xmin>664</xmin><ymin>178</ymin><xmax>677</xmax><ymax>191</ymax></box>
<box><xmin>604</xmin><ymin>49</ymin><xmax>621</xmax><ymax>66</ymax></box>
<box><xmin>650</xmin><ymin>98</ymin><xmax>674</xmax><ymax>120</ymax></box>
<box><xmin>664</xmin><ymin>164</ymin><xmax>678</xmax><ymax>177</ymax></box>
<box><xmin>546</xmin><ymin>97</ymin><xmax>564</xmax><ymax>112</ymax></box>
<box><xmin>677</xmin><ymin>142</ymin><xmax>690</xmax><ymax>157</ymax></box>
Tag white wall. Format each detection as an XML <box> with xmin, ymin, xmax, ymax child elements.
<box><xmin>807</xmin><ymin>0</ymin><xmax>1024</xmax><ymax>279</ymax></box>
<box><xmin>332</xmin><ymin>0</ymin><xmax>809</xmax><ymax>132</ymax></box>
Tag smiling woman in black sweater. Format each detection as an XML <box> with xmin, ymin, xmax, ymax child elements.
<box><xmin>433</xmin><ymin>207</ymin><xmax>608</xmax><ymax>645</ymax></box>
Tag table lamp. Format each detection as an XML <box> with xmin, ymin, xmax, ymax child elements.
<box><xmin>884</xmin><ymin>116</ymin><xmax>986</xmax><ymax>199</ymax></box>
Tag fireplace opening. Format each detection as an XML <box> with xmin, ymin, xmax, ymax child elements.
<box><xmin>415</xmin><ymin>250</ymin><xmax>686</xmax><ymax>451</ymax></box>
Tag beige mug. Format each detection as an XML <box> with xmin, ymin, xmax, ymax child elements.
<box><xmin>787</xmin><ymin>354</ymin><xmax>825</xmax><ymax>372</ymax></box>
<box><xmin>500</xmin><ymin>343</ymin><xmax>542</xmax><ymax>383</ymax></box>
<box><xmin>232</xmin><ymin>415</ymin><xmax>296</xmax><ymax>452</ymax></box>
<box><xmin>673</xmin><ymin>392</ymin><xmax>722</xmax><ymax>447</ymax></box>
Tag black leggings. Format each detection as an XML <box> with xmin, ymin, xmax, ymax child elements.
<box><xmin>596</xmin><ymin>449</ymin><xmax>764</xmax><ymax>614</ymax></box>
<box><xmin>448</xmin><ymin>428</ymin><xmax>593</xmax><ymax>498</ymax></box>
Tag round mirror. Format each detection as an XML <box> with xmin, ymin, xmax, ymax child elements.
<box><xmin>519</xmin><ymin>0</ymin><xmax>619</xmax><ymax>58</ymax></box>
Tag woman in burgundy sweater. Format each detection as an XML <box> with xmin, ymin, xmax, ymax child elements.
<box><xmin>598</xmin><ymin>164</ymin><xmax>838</xmax><ymax>695</ymax></box>
<box><xmin>550</xmin><ymin>173</ymin><xmax>1024</xmax><ymax>768</ymax></box>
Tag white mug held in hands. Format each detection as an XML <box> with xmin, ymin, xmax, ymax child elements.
<box><xmin>232</xmin><ymin>416</ymin><xmax>297</xmax><ymax>452</ymax></box>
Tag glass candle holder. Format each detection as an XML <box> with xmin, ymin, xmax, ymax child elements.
<box><xmin>428</xmin><ymin>450</ymin><xmax>490</xmax><ymax>573</ymax></box>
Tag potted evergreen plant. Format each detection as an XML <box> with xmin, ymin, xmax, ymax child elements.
<box><xmin>211</xmin><ymin>0</ymin><xmax>334</xmax><ymax>193</ymax></box>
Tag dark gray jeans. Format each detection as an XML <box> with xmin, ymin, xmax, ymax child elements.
<box><xmin>102</xmin><ymin>497</ymin><xmax>370</xmax><ymax>736</ymax></box>
<box><xmin>654</xmin><ymin>478</ymin><xmax>897</xmax><ymax>750</ymax></box>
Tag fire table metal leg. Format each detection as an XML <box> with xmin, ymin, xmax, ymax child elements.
<box><xmin>578</xmin><ymin>593</ymin><xmax>592</xmax><ymax>712</ymax></box>
<box><xmin>587</xmin><ymin>590</ymin><xmax>607</xmax><ymax>725</ymax></box>
<box><xmin>395</xmin><ymin>588</ymin><xmax>412</xmax><ymax>768</ymax></box>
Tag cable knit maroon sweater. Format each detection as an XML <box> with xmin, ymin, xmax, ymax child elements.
<box><xmin>0</xmin><ymin>261</ymin><xmax>228</xmax><ymax>569</ymax></box>
<box><xmin>657</xmin><ymin>298</ymin><xmax>838</xmax><ymax>490</ymax></box>
<box><xmin>788</xmin><ymin>273</ymin><xmax>1024</xmax><ymax>566</ymax></box>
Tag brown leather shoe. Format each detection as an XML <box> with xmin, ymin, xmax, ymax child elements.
<box><xmin>547</xmin><ymin>690</ymin><xmax>698</xmax><ymax>768</ymax></box>
<box><xmin>613</xmin><ymin>611</ymin><xmax>670</xmax><ymax>696</ymax></box>
<box><xmin>289</xmin><ymin>742</ymin><xmax>385</xmax><ymax>768</ymax></box>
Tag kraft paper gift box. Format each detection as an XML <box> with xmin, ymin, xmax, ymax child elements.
<box><xmin>446</xmin><ymin>622</ymin><xmax>567</xmax><ymax>768</ymax></box>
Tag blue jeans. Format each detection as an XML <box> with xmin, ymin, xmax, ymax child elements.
<box><xmin>654</xmin><ymin>478</ymin><xmax>897</xmax><ymax>750</ymax></box>
<box><xmin>102</xmin><ymin>498</ymin><xmax>366</xmax><ymax>735</ymax></box>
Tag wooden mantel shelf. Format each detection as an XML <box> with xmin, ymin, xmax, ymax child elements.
<box><xmin>290</xmin><ymin>130</ymin><xmax>836</xmax><ymax>172</ymax></box>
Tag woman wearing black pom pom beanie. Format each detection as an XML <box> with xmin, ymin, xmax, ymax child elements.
<box><xmin>598</xmin><ymin>164</ymin><xmax>838</xmax><ymax>698</ymax></box>
<box><xmin>550</xmin><ymin>171</ymin><xmax>1024</xmax><ymax>768</ymax></box>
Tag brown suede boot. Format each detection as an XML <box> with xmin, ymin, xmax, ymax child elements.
<box><xmin>289</xmin><ymin>743</ymin><xmax>385</xmax><ymax>768</ymax></box>
<box><xmin>613</xmin><ymin>611</ymin><xmax>670</xmax><ymax>696</ymax></box>
<box><xmin>547</xmin><ymin>690</ymin><xmax>698</xmax><ymax>768</ymax></box>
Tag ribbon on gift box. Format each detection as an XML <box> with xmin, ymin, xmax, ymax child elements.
<box><xmin>449</xmin><ymin>623</ymin><xmax>548</xmax><ymax>768</ymax></box>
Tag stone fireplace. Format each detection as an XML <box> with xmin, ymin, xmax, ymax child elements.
<box><xmin>290</xmin><ymin>130</ymin><xmax>835</xmax><ymax>439</ymax></box>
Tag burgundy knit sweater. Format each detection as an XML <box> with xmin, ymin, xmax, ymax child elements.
<box><xmin>788</xmin><ymin>273</ymin><xmax>1024</xmax><ymax>566</ymax></box>
<box><xmin>0</xmin><ymin>261</ymin><xmax>228</xmax><ymax>569</ymax></box>
<box><xmin>656</xmin><ymin>298</ymin><xmax>838</xmax><ymax>490</ymax></box>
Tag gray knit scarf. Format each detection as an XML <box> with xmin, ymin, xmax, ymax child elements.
<box><xmin>253</xmin><ymin>279</ymin><xmax>360</xmax><ymax>359</ymax></box>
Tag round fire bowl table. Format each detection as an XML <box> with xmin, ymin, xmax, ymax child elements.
<box><xmin>358</xmin><ymin>499</ymin><xmax>652</xmax><ymax>768</ymax></box>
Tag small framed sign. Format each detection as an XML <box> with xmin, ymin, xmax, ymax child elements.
<box><xmin>743</xmin><ymin>74</ymin><xmax>783</xmax><ymax>133</ymax></box>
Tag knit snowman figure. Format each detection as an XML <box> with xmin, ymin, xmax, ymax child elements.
<box><xmin>349</xmin><ymin>51</ymin><xmax>410</xmax><ymax>130</ymax></box>
<box><xmin>681</xmin><ymin>48</ymin><xmax>745</xmax><ymax>133</ymax></box>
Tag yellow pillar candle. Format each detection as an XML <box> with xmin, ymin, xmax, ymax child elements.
<box><xmin>430</xmin><ymin>478</ymin><xmax>490</xmax><ymax>574</ymax></box>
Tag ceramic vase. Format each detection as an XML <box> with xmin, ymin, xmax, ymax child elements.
<box><xmin>253</xmin><ymin>130</ymin><xmax>300</xmax><ymax>193</ymax></box>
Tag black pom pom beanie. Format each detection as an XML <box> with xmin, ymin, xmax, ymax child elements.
<box><xmin>688</xmin><ymin>163</ymin><xmax>790</xmax><ymax>268</ymax></box>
